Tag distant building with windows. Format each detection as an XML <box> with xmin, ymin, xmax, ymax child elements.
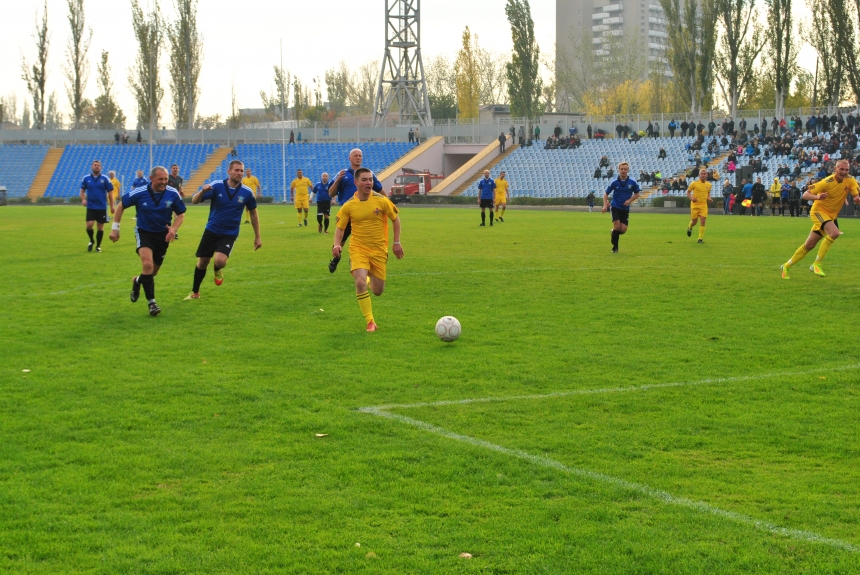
<box><xmin>556</xmin><ymin>0</ymin><xmax>673</xmax><ymax>108</ymax></box>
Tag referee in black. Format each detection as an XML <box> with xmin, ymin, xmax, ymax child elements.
<box><xmin>312</xmin><ymin>172</ymin><xmax>332</xmax><ymax>233</ymax></box>
<box><xmin>110</xmin><ymin>166</ymin><xmax>186</xmax><ymax>316</ymax></box>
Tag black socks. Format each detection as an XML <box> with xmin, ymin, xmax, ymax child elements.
<box><xmin>611</xmin><ymin>230</ymin><xmax>620</xmax><ymax>249</ymax></box>
<box><xmin>96</xmin><ymin>230</ymin><xmax>104</xmax><ymax>247</ymax></box>
<box><xmin>139</xmin><ymin>274</ymin><xmax>155</xmax><ymax>302</ymax></box>
<box><xmin>87</xmin><ymin>229</ymin><xmax>94</xmax><ymax>242</ymax></box>
<box><xmin>192</xmin><ymin>266</ymin><xmax>207</xmax><ymax>293</ymax></box>
<box><xmin>324</xmin><ymin>217</ymin><xmax>329</xmax><ymax>232</ymax></box>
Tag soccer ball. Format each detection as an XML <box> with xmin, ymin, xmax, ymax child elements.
<box><xmin>435</xmin><ymin>316</ymin><xmax>461</xmax><ymax>342</ymax></box>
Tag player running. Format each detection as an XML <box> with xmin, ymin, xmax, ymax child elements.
<box><xmin>494</xmin><ymin>171</ymin><xmax>511</xmax><ymax>222</ymax></box>
<box><xmin>603</xmin><ymin>161</ymin><xmax>640</xmax><ymax>253</ymax></box>
<box><xmin>291</xmin><ymin>169</ymin><xmax>313</xmax><ymax>227</ymax></box>
<box><xmin>109</xmin><ymin>166</ymin><xmax>186</xmax><ymax>317</ymax></box>
<box><xmin>187</xmin><ymin>160</ymin><xmax>262</xmax><ymax>299</ymax></box>
<box><xmin>327</xmin><ymin>148</ymin><xmax>384</xmax><ymax>272</ymax></box>
<box><xmin>242</xmin><ymin>167</ymin><xmax>261</xmax><ymax>224</ymax></box>
<box><xmin>477</xmin><ymin>170</ymin><xmax>496</xmax><ymax>226</ymax></box>
<box><xmin>332</xmin><ymin>168</ymin><xmax>404</xmax><ymax>332</ymax></box>
<box><xmin>780</xmin><ymin>160</ymin><xmax>860</xmax><ymax>279</ymax></box>
<box><xmin>80</xmin><ymin>160</ymin><xmax>114</xmax><ymax>252</ymax></box>
<box><xmin>686</xmin><ymin>168</ymin><xmax>712</xmax><ymax>243</ymax></box>
<box><xmin>312</xmin><ymin>172</ymin><xmax>331</xmax><ymax>233</ymax></box>
<box><xmin>108</xmin><ymin>170</ymin><xmax>122</xmax><ymax>212</ymax></box>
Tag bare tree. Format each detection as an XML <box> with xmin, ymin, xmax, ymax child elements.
<box><xmin>94</xmin><ymin>51</ymin><xmax>125</xmax><ymax>126</ymax></box>
<box><xmin>804</xmin><ymin>0</ymin><xmax>844</xmax><ymax>110</ymax></box>
<box><xmin>63</xmin><ymin>0</ymin><xmax>92</xmax><ymax>127</ymax></box>
<box><xmin>350</xmin><ymin>61</ymin><xmax>378</xmax><ymax>115</ymax></box>
<box><xmin>261</xmin><ymin>65</ymin><xmax>290</xmax><ymax>119</ymax></box>
<box><xmin>129</xmin><ymin>0</ymin><xmax>164</xmax><ymax>127</ymax></box>
<box><xmin>167</xmin><ymin>0</ymin><xmax>203</xmax><ymax>129</ymax></box>
<box><xmin>21</xmin><ymin>2</ymin><xmax>50</xmax><ymax>130</ymax></box>
<box><xmin>714</xmin><ymin>0</ymin><xmax>766</xmax><ymax>118</ymax></box>
<box><xmin>477</xmin><ymin>49</ymin><xmax>509</xmax><ymax>105</ymax></box>
<box><xmin>425</xmin><ymin>55</ymin><xmax>457</xmax><ymax>119</ymax></box>
<box><xmin>765</xmin><ymin>0</ymin><xmax>796</xmax><ymax>119</ymax></box>
<box><xmin>0</xmin><ymin>94</ymin><xmax>18</xmax><ymax>126</ymax></box>
<box><xmin>661</xmin><ymin>0</ymin><xmax>717</xmax><ymax>116</ymax></box>
<box><xmin>324</xmin><ymin>62</ymin><xmax>351</xmax><ymax>116</ymax></box>
<box><xmin>45</xmin><ymin>92</ymin><xmax>63</xmax><ymax>129</ymax></box>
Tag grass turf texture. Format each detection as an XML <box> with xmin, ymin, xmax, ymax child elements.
<box><xmin>1</xmin><ymin>205</ymin><xmax>859</xmax><ymax>573</ymax></box>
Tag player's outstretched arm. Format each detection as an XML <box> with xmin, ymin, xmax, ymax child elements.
<box><xmin>392</xmin><ymin>218</ymin><xmax>404</xmax><ymax>259</ymax></box>
<box><xmin>250</xmin><ymin>209</ymin><xmax>262</xmax><ymax>250</ymax></box>
<box><xmin>109</xmin><ymin>204</ymin><xmax>125</xmax><ymax>242</ymax></box>
<box><xmin>328</xmin><ymin>171</ymin><xmax>344</xmax><ymax>198</ymax></box>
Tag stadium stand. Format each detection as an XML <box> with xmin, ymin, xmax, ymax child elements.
<box><xmin>206</xmin><ymin>143</ymin><xmax>413</xmax><ymax>197</ymax></box>
<box><xmin>42</xmin><ymin>144</ymin><xmax>219</xmax><ymax>198</ymax></box>
<box><xmin>0</xmin><ymin>145</ymin><xmax>49</xmax><ymax>198</ymax></box>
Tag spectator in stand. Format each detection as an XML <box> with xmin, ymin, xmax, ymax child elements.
<box><xmin>708</xmin><ymin>120</ymin><xmax>716</xmax><ymax>136</ymax></box>
<box><xmin>696</xmin><ymin>121</ymin><xmax>705</xmax><ymax>136</ymax></box>
<box><xmin>114</xmin><ymin>131</ymin><xmax>120</xmax><ymax>145</ymax></box>
<box><xmin>727</xmin><ymin>158</ymin><xmax>736</xmax><ymax>176</ymax></box>
<box><xmin>680</xmin><ymin>120</ymin><xmax>689</xmax><ymax>137</ymax></box>
<box><xmin>723</xmin><ymin>178</ymin><xmax>733</xmax><ymax>214</ymax></box>
<box><xmin>408</xmin><ymin>127</ymin><xmax>414</xmax><ymax>144</ymax></box>
<box><xmin>518</xmin><ymin>125</ymin><xmax>525</xmax><ymax>144</ymax></box>
<box><xmin>669</xmin><ymin>119</ymin><xmax>676</xmax><ymax>137</ymax></box>
<box><xmin>587</xmin><ymin>124</ymin><xmax>592</xmax><ymax>139</ymax></box>
<box><xmin>554</xmin><ymin>123</ymin><xmax>562</xmax><ymax>139</ymax></box>
<box><xmin>658</xmin><ymin>147</ymin><xmax>667</xmax><ymax>159</ymax></box>
<box><xmin>533</xmin><ymin>124</ymin><xmax>540</xmax><ymax>141</ymax></box>
<box><xmin>136</xmin><ymin>130</ymin><xmax>142</xmax><ymax>144</ymax></box>
<box><xmin>599</xmin><ymin>155</ymin><xmax>610</xmax><ymax>168</ymax></box>
<box><xmin>498</xmin><ymin>132</ymin><xmax>506</xmax><ymax>153</ymax></box>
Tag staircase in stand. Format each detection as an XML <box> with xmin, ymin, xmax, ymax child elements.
<box><xmin>27</xmin><ymin>148</ymin><xmax>65</xmax><ymax>199</ymax></box>
<box><xmin>185</xmin><ymin>146</ymin><xmax>233</xmax><ymax>194</ymax></box>
<box><xmin>450</xmin><ymin>145</ymin><xmax>519</xmax><ymax>196</ymax></box>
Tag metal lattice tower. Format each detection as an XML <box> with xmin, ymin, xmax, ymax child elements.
<box><xmin>372</xmin><ymin>0</ymin><xmax>432</xmax><ymax>127</ymax></box>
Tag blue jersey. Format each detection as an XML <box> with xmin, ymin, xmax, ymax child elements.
<box><xmin>313</xmin><ymin>181</ymin><xmax>330</xmax><ymax>201</ymax></box>
<box><xmin>201</xmin><ymin>180</ymin><xmax>258</xmax><ymax>236</ymax></box>
<box><xmin>81</xmin><ymin>173</ymin><xmax>114</xmax><ymax>210</ymax></box>
<box><xmin>122</xmin><ymin>185</ymin><xmax>186</xmax><ymax>233</ymax></box>
<box><xmin>330</xmin><ymin>168</ymin><xmax>382</xmax><ymax>204</ymax></box>
<box><xmin>605</xmin><ymin>177</ymin><xmax>641</xmax><ymax>210</ymax></box>
<box><xmin>131</xmin><ymin>177</ymin><xmax>149</xmax><ymax>191</ymax></box>
<box><xmin>477</xmin><ymin>177</ymin><xmax>496</xmax><ymax>200</ymax></box>
<box><xmin>743</xmin><ymin>183</ymin><xmax>753</xmax><ymax>198</ymax></box>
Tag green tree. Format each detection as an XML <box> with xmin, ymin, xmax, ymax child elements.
<box><xmin>505</xmin><ymin>0</ymin><xmax>542</xmax><ymax>120</ymax></box>
<box><xmin>167</xmin><ymin>0</ymin><xmax>203</xmax><ymax>129</ymax></box>
<box><xmin>425</xmin><ymin>56</ymin><xmax>457</xmax><ymax>120</ymax></box>
<box><xmin>454</xmin><ymin>27</ymin><xmax>480</xmax><ymax>119</ymax></box>
<box><xmin>261</xmin><ymin>65</ymin><xmax>290</xmax><ymax>119</ymax></box>
<box><xmin>324</xmin><ymin>62</ymin><xmax>351</xmax><ymax>116</ymax></box>
<box><xmin>63</xmin><ymin>0</ymin><xmax>92</xmax><ymax>128</ymax></box>
<box><xmin>714</xmin><ymin>0</ymin><xmax>766</xmax><ymax>118</ymax></box>
<box><xmin>129</xmin><ymin>0</ymin><xmax>164</xmax><ymax>127</ymax></box>
<box><xmin>804</xmin><ymin>0</ymin><xmax>844</xmax><ymax>109</ymax></box>
<box><xmin>21</xmin><ymin>2</ymin><xmax>50</xmax><ymax>130</ymax></box>
<box><xmin>660</xmin><ymin>0</ymin><xmax>717</xmax><ymax>115</ymax></box>
<box><xmin>94</xmin><ymin>51</ymin><xmax>126</xmax><ymax>126</ymax></box>
<box><xmin>765</xmin><ymin>0</ymin><xmax>796</xmax><ymax>119</ymax></box>
<box><xmin>824</xmin><ymin>0</ymin><xmax>858</xmax><ymax>106</ymax></box>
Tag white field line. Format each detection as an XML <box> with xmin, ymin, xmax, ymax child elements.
<box><xmin>358</xmin><ymin>362</ymin><xmax>860</xmax><ymax>553</ymax></box>
<box><xmin>359</xmin><ymin>407</ymin><xmax>860</xmax><ymax>554</ymax></box>
<box><xmin>366</xmin><ymin>363</ymin><xmax>860</xmax><ymax>411</ymax></box>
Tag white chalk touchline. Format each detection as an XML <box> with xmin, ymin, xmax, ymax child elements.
<box><xmin>364</xmin><ymin>363</ymin><xmax>860</xmax><ymax>411</ymax></box>
<box><xmin>359</xmin><ymin>407</ymin><xmax>860</xmax><ymax>554</ymax></box>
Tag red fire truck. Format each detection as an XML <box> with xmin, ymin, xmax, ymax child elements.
<box><xmin>388</xmin><ymin>168</ymin><xmax>445</xmax><ymax>199</ymax></box>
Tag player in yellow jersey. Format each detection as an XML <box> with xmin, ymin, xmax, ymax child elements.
<box><xmin>781</xmin><ymin>160</ymin><xmax>860</xmax><ymax>278</ymax></box>
<box><xmin>333</xmin><ymin>168</ymin><xmax>404</xmax><ymax>332</ymax></box>
<box><xmin>686</xmin><ymin>168</ymin><xmax>712</xmax><ymax>243</ymax></box>
<box><xmin>108</xmin><ymin>170</ymin><xmax>121</xmax><ymax>215</ymax></box>
<box><xmin>291</xmin><ymin>169</ymin><xmax>313</xmax><ymax>226</ymax></box>
<box><xmin>242</xmin><ymin>167</ymin><xmax>261</xmax><ymax>223</ymax></box>
<box><xmin>494</xmin><ymin>171</ymin><xmax>511</xmax><ymax>222</ymax></box>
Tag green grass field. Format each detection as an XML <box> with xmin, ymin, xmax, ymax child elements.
<box><xmin>2</xmin><ymin>204</ymin><xmax>859</xmax><ymax>574</ymax></box>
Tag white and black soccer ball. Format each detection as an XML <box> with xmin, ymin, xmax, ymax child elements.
<box><xmin>435</xmin><ymin>316</ymin><xmax>461</xmax><ymax>342</ymax></box>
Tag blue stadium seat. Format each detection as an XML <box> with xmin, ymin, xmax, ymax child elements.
<box><xmin>0</xmin><ymin>145</ymin><xmax>49</xmax><ymax>197</ymax></box>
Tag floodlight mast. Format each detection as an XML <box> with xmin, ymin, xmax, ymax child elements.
<box><xmin>371</xmin><ymin>0</ymin><xmax>432</xmax><ymax>128</ymax></box>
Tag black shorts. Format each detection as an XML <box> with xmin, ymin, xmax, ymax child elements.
<box><xmin>611</xmin><ymin>207</ymin><xmax>630</xmax><ymax>225</ymax></box>
<box><xmin>86</xmin><ymin>209</ymin><xmax>107</xmax><ymax>223</ymax></box>
<box><xmin>480</xmin><ymin>199</ymin><xmax>494</xmax><ymax>209</ymax></box>
<box><xmin>136</xmin><ymin>228</ymin><xmax>170</xmax><ymax>267</ymax></box>
<box><xmin>195</xmin><ymin>229</ymin><xmax>238</xmax><ymax>258</ymax></box>
<box><xmin>317</xmin><ymin>201</ymin><xmax>331</xmax><ymax>216</ymax></box>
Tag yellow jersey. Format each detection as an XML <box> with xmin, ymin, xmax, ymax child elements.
<box><xmin>291</xmin><ymin>177</ymin><xmax>313</xmax><ymax>197</ymax></box>
<box><xmin>494</xmin><ymin>178</ymin><xmax>509</xmax><ymax>199</ymax></box>
<box><xmin>810</xmin><ymin>175</ymin><xmax>859</xmax><ymax>220</ymax></box>
<box><xmin>110</xmin><ymin>178</ymin><xmax>121</xmax><ymax>202</ymax></box>
<box><xmin>242</xmin><ymin>176</ymin><xmax>261</xmax><ymax>195</ymax></box>
<box><xmin>687</xmin><ymin>180</ymin><xmax>711</xmax><ymax>203</ymax></box>
<box><xmin>336</xmin><ymin>192</ymin><xmax>399</xmax><ymax>256</ymax></box>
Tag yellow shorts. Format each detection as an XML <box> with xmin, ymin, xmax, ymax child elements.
<box><xmin>690</xmin><ymin>205</ymin><xmax>708</xmax><ymax>219</ymax></box>
<box><xmin>495</xmin><ymin>196</ymin><xmax>507</xmax><ymax>205</ymax></box>
<box><xmin>349</xmin><ymin>248</ymin><xmax>388</xmax><ymax>280</ymax></box>
<box><xmin>294</xmin><ymin>196</ymin><xmax>309</xmax><ymax>209</ymax></box>
<box><xmin>810</xmin><ymin>211</ymin><xmax>836</xmax><ymax>235</ymax></box>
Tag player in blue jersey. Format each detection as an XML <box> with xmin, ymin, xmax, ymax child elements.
<box><xmin>79</xmin><ymin>160</ymin><xmax>115</xmax><ymax>252</ymax></box>
<box><xmin>186</xmin><ymin>159</ymin><xmax>262</xmax><ymax>299</ymax></box>
<box><xmin>602</xmin><ymin>161</ymin><xmax>641</xmax><ymax>253</ymax></box>
<box><xmin>477</xmin><ymin>170</ymin><xmax>496</xmax><ymax>226</ymax></box>
<box><xmin>326</xmin><ymin>148</ymin><xmax>383</xmax><ymax>272</ymax></box>
<box><xmin>312</xmin><ymin>172</ymin><xmax>331</xmax><ymax>233</ymax></box>
<box><xmin>109</xmin><ymin>166</ymin><xmax>186</xmax><ymax>317</ymax></box>
<box><xmin>131</xmin><ymin>170</ymin><xmax>149</xmax><ymax>191</ymax></box>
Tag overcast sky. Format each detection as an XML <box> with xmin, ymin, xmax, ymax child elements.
<box><xmin>4</xmin><ymin>0</ymin><xmax>815</xmax><ymax>125</ymax></box>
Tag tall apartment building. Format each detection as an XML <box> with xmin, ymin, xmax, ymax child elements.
<box><xmin>556</xmin><ymin>0</ymin><xmax>672</xmax><ymax>107</ymax></box>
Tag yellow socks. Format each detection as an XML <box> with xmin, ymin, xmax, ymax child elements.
<box><xmin>297</xmin><ymin>211</ymin><xmax>304</xmax><ymax>223</ymax></box>
<box><xmin>816</xmin><ymin>236</ymin><xmax>834</xmax><ymax>262</ymax></box>
<box><xmin>500</xmin><ymin>206</ymin><xmax>506</xmax><ymax>216</ymax></box>
<box><xmin>786</xmin><ymin>245</ymin><xmax>809</xmax><ymax>267</ymax></box>
<box><xmin>698</xmin><ymin>225</ymin><xmax>706</xmax><ymax>240</ymax></box>
<box><xmin>357</xmin><ymin>291</ymin><xmax>374</xmax><ymax>324</ymax></box>
<box><xmin>688</xmin><ymin>220</ymin><xmax>695</xmax><ymax>231</ymax></box>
